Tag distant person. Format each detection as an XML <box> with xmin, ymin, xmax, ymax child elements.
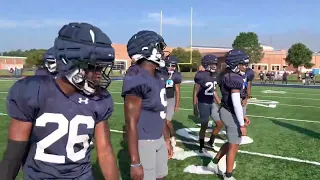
<box><xmin>310</xmin><ymin>71</ymin><xmax>315</xmax><ymax>85</ymax></box>
<box><xmin>304</xmin><ymin>72</ymin><xmax>310</xmax><ymax>85</ymax></box>
<box><xmin>282</xmin><ymin>71</ymin><xmax>288</xmax><ymax>85</ymax></box>
<box><xmin>259</xmin><ymin>71</ymin><xmax>265</xmax><ymax>84</ymax></box>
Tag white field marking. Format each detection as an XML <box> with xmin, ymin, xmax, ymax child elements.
<box><xmin>111</xmin><ymin>102</ymin><xmax>320</xmax><ymax>123</ymax></box>
<box><xmin>180</xmin><ymin>95</ymin><xmax>320</xmax><ymax>101</ymax></box>
<box><xmin>109</xmin><ymin>129</ymin><xmax>320</xmax><ymax>166</ymax></box>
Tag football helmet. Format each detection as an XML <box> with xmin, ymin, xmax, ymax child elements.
<box><xmin>165</xmin><ymin>56</ymin><xmax>178</xmax><ymax>73</ymax></box>
<box><xmin>127</xmin><ymin>30</ymin><xmax>167</xmax><ymax>67</ymax></box>
<box><xmin>54</xmin><ymin>22</ymin><xmax>115</xmax><ymax>95</ymax></box>
<box><xmin>44</xmin><ymin>47</ymin><xmax>57</xmax><ymax>73</ymax></box>
<box><xmin>201</xmin><ymin>54</ymin><xmax>218</xmax><ymax>72</ymax></box>
<box><xmin>225</xmin><ymin>49</ymin><xmax>249</xmax><ymax>73</ymax></box>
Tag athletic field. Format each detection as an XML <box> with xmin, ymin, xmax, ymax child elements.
<box><xmin>0</xmin><ymin>80</ymin><xmax>319</xmax><ymax>180</ymax></box>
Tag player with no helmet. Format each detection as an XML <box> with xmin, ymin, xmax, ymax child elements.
<box><xmin>159</xmin><ymin>55</ymin><xmax>182</xmax><ymax>147</ymax></box>
<box><xmin>193</xmin><ymin>54</ymin><xmax>223</xmax><ymax>153</ymax></box>
<box><xmin>0</xmin><ymin>22</ymin><xmax>119</xmax><ymax>180</ymax></box>
<box><xmin>122</xmin><ymin>30</ymin><xmax>173</xmax><ymax>180</ymax></box>
<box><xmin>208</xmin><ymin>49</ymin><xmax>250</xmax><ymax>180</ymax></box>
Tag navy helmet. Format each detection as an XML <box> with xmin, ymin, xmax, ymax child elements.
<box><xmin>225</xmin><ymin>49</ymin><xmax>249</xmax><ymax>72</ymax></box>
<box><xmin>44</xmin><ymin>47</ymin><xmax>56</xmax><ymax>73</ymax></box>
<box><xmin>127</xmin><ymin>30</ymin><xmax>167</xmax><ymax>67</ymax></box>
<box><xmin>165</xmin><ymin>55</ymin><xmax>178</xmax><ymax>67</ymax></box>
<box><xmin>54</xmin><ymin>22</ymin><xmax>115</xmax><ymax>95</ymax></box>
<box><xmin>201</xmin><ymin>54</ymin><xmax>218</xmax><ymax>72</ymax></box>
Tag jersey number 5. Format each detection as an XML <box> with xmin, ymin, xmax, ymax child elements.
<box><xmin>204</xmin><ymin>81</ymin><xmax>217</xmax><ymax>95</ymax></box>
<box><xmin>160</xmin><ymin>88</ymin><xmax>167</xmax><ymax>119</ymax></box>
<box><xmin>34</xmin><ymin>113</ymin><xmax>94</xmax><ymax>164</ymax></box>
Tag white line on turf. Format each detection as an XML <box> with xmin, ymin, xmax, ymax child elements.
<box><xmin>112</xmin><ymin>102</ymin><xmax>320</xmax><ymax>123</ymax></box>
<box><xmin>109</xmin><ymin>129</ymin><xmax>320</xmax><ymax>166</ymax></box>
<box><xmin>180</xmin><ymin>96</ymin><xmax>320</xmax><ymax>101</ymax></box>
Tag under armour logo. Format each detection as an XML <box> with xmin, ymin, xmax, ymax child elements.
<box><xmin>78</xmin><ymin>98</ymin><xmax>89</xmax><ymax>104</ymax></box>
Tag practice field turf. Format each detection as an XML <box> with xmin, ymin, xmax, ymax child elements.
<box><xmin>0</xmin><ymin>80</ymin><xmax>319</xmax><ymax>180</ymax></box>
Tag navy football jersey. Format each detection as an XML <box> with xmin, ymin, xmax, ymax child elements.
<box><xmin>194</xmin><ymin>71</ymin><xmax>218</xmax><ymax>104</ymax></box>
<box><xmin>35</xmin><ymin>68</ymin><xmax>50</xmax><ymax>76</ymax></box>
<box><xmin>6</xmin><ymin>76</ymin><xmax>113</xmax><ymax>180</ymax></box>
<box><xmin>160</xmin><ymin>68</ymin><xmax>182</xmax><ymax>99</ymax></box>
<box><xmin>220</xmin><ymin>72</ymin><xmax>243</xmax><ymax>114</ymax></box>
<box><xmin>122</xmin><ymin>65</ymin><xmax>167</xmax><ymax>140</ymax></box>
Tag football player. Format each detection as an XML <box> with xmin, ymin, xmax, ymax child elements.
<box><xmin>241</xmin><ymin>65</ymin><xmax>255</xmax><ymax>114</ymax></box>
<box><xmin>122</xmin><ymin>30</ymin><xmax>173</xmax><ymax>180</ymax></box>
<box><xmin>161</xmin><ymin>56</ymin><xmax>182</xmax><ymax>147</ymax></box>
<box><xmin>0</xmin><ymin>23</ymin><xmax>119</xmax><ymax>180</ymax></box>
<box><xmin>35</xmin><ymin>47</ymin><xmax>57</xmax><ymax>76</ymax></box>
<box><xmin>193</xmin><ymin>54</ymin><xmax>223</xmax><ymax>153</ymax></box>
<box><xmin>208</xmin><ymin>49</ymin><xmax>250</xmax><ymax>180</ymax></box>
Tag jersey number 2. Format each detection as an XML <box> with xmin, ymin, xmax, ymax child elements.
<box><xmin>160</xmin><ymin>88</ymin><xmax>167</xmax><ymax>119</ymax></box>
<box><xmin>204</xmin><ymin>81</ymin><xmax>217</xmax><ymax>95</ymax></box>
<box><xmin>34</xmin><ymin>113</ymin><xmax>94</xmax><ymax>164</ymax></box>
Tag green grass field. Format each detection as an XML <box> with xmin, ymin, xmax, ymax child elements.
<box><xmin>0</xmin><ymin>80</ymin><xmax>319</xmax><ymax>180</ymax></box>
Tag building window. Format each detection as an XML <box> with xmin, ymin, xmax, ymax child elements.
<box><xmin>264</xmin><ymin>65</ymin><xmax>268</xmax><ymax>70</ymax></box>
<box><xmin>113</xmin><ymin>61</ymin><xmax>126</xmax><ymax>70</ymax></box>
<box><xmin>251</xmin><ymin>64</ymin><xmax>254</xmax><ymax>69</ymax></box>
<box><xmin>272</xmin><ymin>65</ymin><xmax>280</xmax><ymax>71</ymax></box>
<box><xmin>258</xmin><ymin>65</ymin><xmax>261</xmax><ymax>70</ymax></box>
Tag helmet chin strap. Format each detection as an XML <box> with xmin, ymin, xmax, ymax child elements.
<box><xmin>65</xmin><ymin>68</ymin><xmax>96</xmax><ymax>95</ymax></box>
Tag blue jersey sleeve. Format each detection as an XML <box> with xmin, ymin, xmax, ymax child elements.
<box><xmin>35</xmin><ymin>68</ymin><xmax>49</xmax><ymax>76</ymax></box>
<box><xmin>246</xmin><ymin>68</ymin><xmax>255</xmax><ymax>81</ymax></box>
<box><xmin>122</xmin><ymin>75</ymin><xmax>152</xmax><ymax>99</ymax></box>
<box><xmin>224</xmin><ymin>73</ymin><xmax>243</xmax><ymax>90</ymax></box>
<box><xmin>194</xmin><ymin>71</ymin><xmax>204</xmax><ymax>85</ymax></box>
<box><xmin>173</xmin><ymin>72</ymin><xmax>182</xmax><ymax>84</ymax></box>
<box><xmin>6</xmin><ymin>77</ymin><xmax>40</xmax><ymax>122</ymax></box>
<box><xmin>95</xmin><ymin>92</ymin><xmax>114</xmax><ymax>123</ymax></box>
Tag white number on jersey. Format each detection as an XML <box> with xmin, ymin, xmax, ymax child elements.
<box><xmin>34</xmin><ymin>113</ymin><xmax>95</xmax><ymax>164</ymax></box>
<box><xmin>204</xmin><ymin>81</ymin><xmax>217</xmax><ymax>95</ymax></box>
<box><xmin>160</xmin><ymin>88</ymin><xmax>167</xmax><ymax>119</ymax></box>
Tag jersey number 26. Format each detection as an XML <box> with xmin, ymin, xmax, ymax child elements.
<box><xmin>34</xmin><ymin>113</ymin><xmax>94</xmax><ymax>164</ymax></box>
<box><xmin>204</xmin><ymin>81</ymin><xmax>217</xmax><ymax>95</ymax></box>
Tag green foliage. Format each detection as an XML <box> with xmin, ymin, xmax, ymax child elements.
<box><xmin>25</xmin><ymin>49</ymin><xmax>47</xmax><ymax>67</ymax></box>
<box><xmin>171</xmin><ymin>47</ymin><xmax>202</xmax><ymax>72</ymax></box>
<box><xmin>1</xmin><ymin>49</ymin><xmax>47</xmax><ymax>67</ymax></box>
<box><xmin>232</xmin><ymin>32</ymin><xmax>264</xmax><ymax>63</ymax></box>
<box><xmin>286</xmin><ymin>43</ymin><xmax>313</xmax><ymax>68</ymax></box>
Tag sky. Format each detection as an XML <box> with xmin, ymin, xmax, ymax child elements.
<box><xmin>0</xmin><ymin>0</ymin><xmax>319</xmax><ymax>52</ymax></box>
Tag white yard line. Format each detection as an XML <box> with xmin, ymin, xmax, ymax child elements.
<box><xmin>109</xmin><ymin>129</ymin><xmax>320</xmax><ymax>166</ymax></box>
<box><xmin>180</xmin><ymin>96</ymin><xmax>320</xmax><ymax>101</ymax></box>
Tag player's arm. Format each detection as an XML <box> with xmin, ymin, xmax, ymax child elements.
<box><xmin>95</xmin><ymin>121</ymin><xmax>119</xmax><ymax>180</ymax></box>
<box><xmin>174</xmin><ymin>73</ymin><xmax>182</xmax><ymax>110</ymax></box>
<box><xmin>231</xmin><ymin>89</ymin><xmax>244</xmax><ymax>127</ymax></box>
<box><xmin>193</xmin><ymin>84</ymin><xmax>200</xmax><ymax>105</ymax></box>
<box><xmin>0</xmin><ymin>79</ymin><xmax>35</xmax><ymax>180</ymax></box>
<box><xmin>0</xmin><ymin>120</ymin><xmax>32</xmax><ymax>180</ymax></box>
<box><xmin>124</xmin><ymin>95</ymin><xmax>142</xmax><ymax>166</ymax></box>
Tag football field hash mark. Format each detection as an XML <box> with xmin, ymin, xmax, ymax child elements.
<box><xmin>109</xmin><ymin>129</ymin><xmax>320</xmax><ymax>166</ymax></box>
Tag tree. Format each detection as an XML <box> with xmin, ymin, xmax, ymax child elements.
<box><xmin>286</xmin><ymin>43</ymin><xmax>313</xmax><ymax>68</ymax></box>
<box><xmin>232</xmin><ymin>32</ymin><xmax>264</xmax><ymax>63</ymax></box>
<box><xmin>171</xmin><ymin>47</ymin><xmax>202</xmax><ymax>72</ymax></box>
<box><xmin>25</xmin><ymin>49</ymin><xmax>46</xmax><ymax>67</ymax></box>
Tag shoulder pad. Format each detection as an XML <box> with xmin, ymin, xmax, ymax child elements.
<box><xmin>122</xmin><ymin>73</ymin><xmax>152</xmax><ymax>99</ymax></box>
<box><xmin>194</xmin><ymin>71</ymin><xmax>205</xmax><ymax>84</ymax></box>
<box><xmin>173</xmin><ymin>72</ymin><xmax>182</xmax><ymax>84</ymax></box>
<box><xmin>223</xmin><ymin>73</ymin><xmax>243</xmax><ymax>90</ymax></box>
<box><xmin>246</xmin><ymin>68</ymin><xmax>255</xmax><ymax>81</ymax></box>
<box><xmin>6</xmin><ymin>76</ymin><xmax>48</xmax><ymax>122</ymax></box>
<box><xmin>94</xmin><ymin>90</ymin><xmax>114</xmax><ymax>123</ymax></box>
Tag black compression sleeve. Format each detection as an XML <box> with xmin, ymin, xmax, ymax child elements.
<box><xmin>0</xmin><ymin>139</ymin><xmax>29</xmax><ymax>180</ymax></box>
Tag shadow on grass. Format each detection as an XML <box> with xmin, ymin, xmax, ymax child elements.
<box><xmin>172</xmin><ymin>118</ymin><xmax>211</xmax><ymax>166</ymax></box>
<box><xmin>272</xmin><ymin>120</ymin><xmax>320</xmax><ymax>139</ymax></box>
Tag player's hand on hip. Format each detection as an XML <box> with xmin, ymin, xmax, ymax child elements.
<box><xmin>241</xmin><ymin>99</ymin><xmax>247</xmax><ymax>107</ymax></box>
<box><xmin>240</xmin><ymin>126</ymin><xmax>247</xmax><ymax>136</ymax></box>
<box><xmin>130</xmin><ymin>165</ymin><xmax>144</xmax><ymax>180</ymax></box>
<box><xmin>166</xmin><ymin>140</ymin><xmax>174</xmax><ymax>159</ymax></box>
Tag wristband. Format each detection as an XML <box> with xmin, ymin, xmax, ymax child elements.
<box><xmin>130</xmin><ymin>163</ymin><xmax>141</xmax><ymax>167</ymax></box>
